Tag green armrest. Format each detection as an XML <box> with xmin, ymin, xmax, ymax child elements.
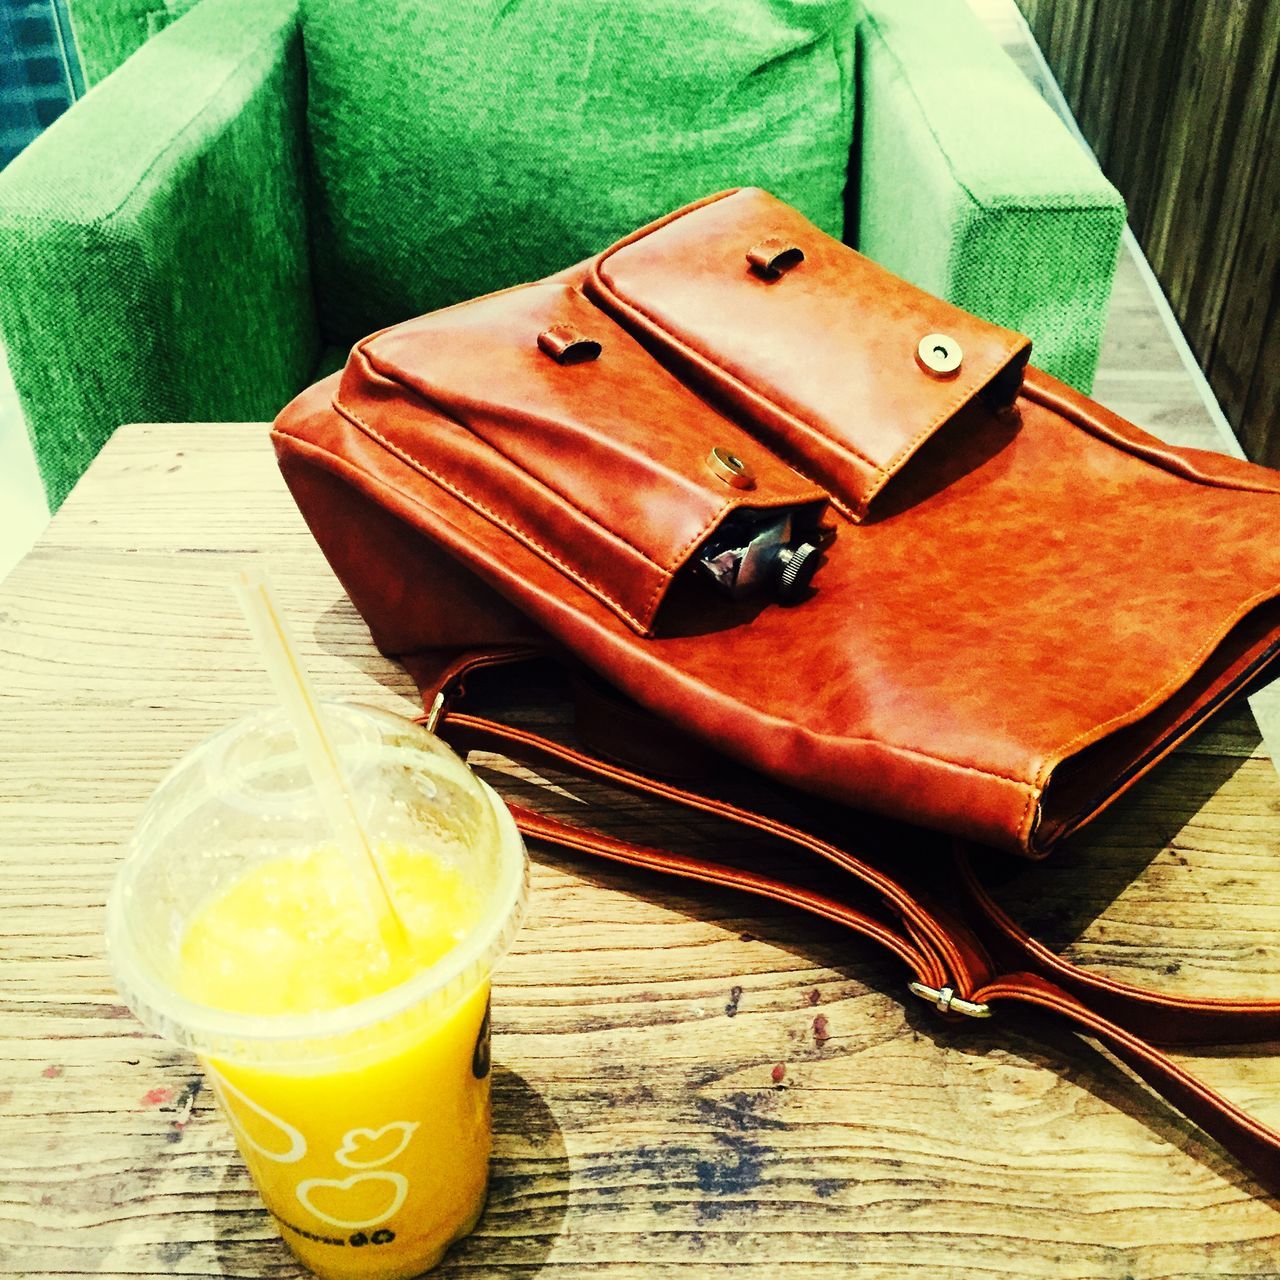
<box><xmin>853</xmin><ymin>0</ymin><xmax>1125</xmax><ymax>392</ymax></box>
<box><xmin>0</xmin><ymin>0</ymin><xmax>316</xmax><ymax>509</ymax></box>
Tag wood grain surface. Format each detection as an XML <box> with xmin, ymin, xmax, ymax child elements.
<box><xmin>2</xmin><ymin>318</ymin><xmax>1280</xmax><ymax>1280</ymax></box>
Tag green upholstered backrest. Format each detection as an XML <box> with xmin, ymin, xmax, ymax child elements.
<box><xmin>299</xmin><ymin>0</ymin><xmax>857</xmax><ymax>343</ymax></box>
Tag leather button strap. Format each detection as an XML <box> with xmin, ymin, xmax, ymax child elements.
<box><xmin>746</xmin><ymin>236</ymin><xmax>805</xmax><ymax>279</ymax></box>
<box><xmin>538</xmin><ymin>324</ymin><xmax>602</xmax><ymax>364</ymax></box>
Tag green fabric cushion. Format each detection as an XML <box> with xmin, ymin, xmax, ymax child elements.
<box><xmin>301</xmin><ymin>0</ymin><xmax>857</xmax><ymax>343</ymax></box>
<box><xmin>0</xmin><ymin>0</ymin><xmax>316</xmax><ymax>509</ymax></box>
<box><xmin>853</xmin><ymin>0</ymin><xmax>1125</xmax><ymax>391</ymax></box>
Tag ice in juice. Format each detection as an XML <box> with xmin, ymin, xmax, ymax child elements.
<box><xmin>180</xmin><ymin>843</ymin><xmax>494</xmax><ymax>1280</ymax></box>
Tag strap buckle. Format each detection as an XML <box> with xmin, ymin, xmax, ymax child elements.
<box><xmin>908</xmin><ymin>982</ymin><xmax>991</xmax><ymax>1019</ymax></box>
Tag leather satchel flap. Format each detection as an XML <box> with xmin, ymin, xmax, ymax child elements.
<box><xmin>587</xmin><ymin>188</ymin><xmax>1032</xmax><ymax>521</ymax></box>
<box><xmin>335</xmin><ymin>283</ymin><xmax>828</xmax><ymax>637</ymax></box>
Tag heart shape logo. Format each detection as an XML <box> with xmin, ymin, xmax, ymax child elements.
<box><xmin>335</xmin><ymin>1121</ymin><xmax>419</xmax><ymax>1169</ymax></box>
<box><xmin>206</xmin><ymin>1067</ymin><xmax>306</xmax><ymax>1164</ymax></box>
<box><xmin>296</xmin><ymin>1171</ymin><xmax>408</xmax><ymax>1230</ymax></box>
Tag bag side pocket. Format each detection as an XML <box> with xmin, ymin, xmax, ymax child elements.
<box><xmin>586</xmin><ymin>187</ymin><xmax>1031</xmax><ymax>521</ymax></box>
<box><xmin>336</xmin><ymin>282</ymin><xmax>829</xmax><ymax>636</ymax></box>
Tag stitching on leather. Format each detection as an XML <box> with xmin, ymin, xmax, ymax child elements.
<box><xmin>585</xmin><ymin>193</ymin><xmax>860</xmax><ymax>520</ymax></box>
<box><xmin>593</xmin><ymin>211</ymin><xmax>1027</xmax><ymax>514</ymax></box>
<box><xmin>591</xmin><ymin>205</ymin><xmax>884</xmax><ymax>478</ymax></box>
<box><xmin>471</xmin><ymin>711</ymin><xmax>1036</xmax><ymax>866</ymax></box>
<box><xmin>357</xmin><ymin>322</ymin><xmax>829</xmax><ymax>591</ymax></box>
<box><xmin>357</xmin><ymin>330</ymin><xmax>685</xmax><ymax>579</ymax></box>
<box><xmin>650</xmin><ymin>440</ymin><xmax>838</xmax><ymax>619</ymax></box>
<box><xmin>1017</xmin><ymin>784</ymin><xmax>1041</xmax><ymax>851</ymax></box>
<box><xmin>639</xmin><ymin>499</ymin><xmax>753</xmax><ymax>623</ymax></box>
<box><xmin>331</xmin><ymin>396</ymin><xmax>657</xmax><ymax>634</ymax></box>
<box><xmin>738</xmin><ymin>709</ymin><xmax>1041</xmax><ymax>791</ymax></box>
<box><xmin>1034</xmin><ymin>582</ymin><xmax>1280</xmax><ymax>790</ymax></box>
<box><xmin>592</xmin><ymin>272</ymin><xmax>886</xmax><ymax>477</ymax></box>
<box><xmin>601</xmin><ymin>268</ymin><xmax>861</xmax><ymax>527</ymax></box>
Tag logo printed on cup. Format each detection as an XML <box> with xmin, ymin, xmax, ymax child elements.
<box><xmin>472</xmin><ymin>997</ymin><xmax>492</xmax><ymax>1080</ymax></box>
<box><xmin>335</xmin><ymin>1121</ymin><xmax>420</xmax><ymax>1168</ymax></box>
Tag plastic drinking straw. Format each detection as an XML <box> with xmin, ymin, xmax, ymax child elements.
<box><xmin>233</xmin><ymin>566</ymin><xmax>411</xmax><ymax>960</ymax></box>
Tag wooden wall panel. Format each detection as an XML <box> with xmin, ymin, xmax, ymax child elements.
<box><xmin>1214</xmin><ymin>73</ymin><xmax>1280</xmax><ymax>460</ymax></box>
<box><xmin>1072</xmin><ymin>2</ymin><xmax>1131</xmax><ymax>166</ymax></box>
<box><xmin>1016</xmin><ymin>0</ymin><xmax>1280</xmax><ymax>466</ymax></box>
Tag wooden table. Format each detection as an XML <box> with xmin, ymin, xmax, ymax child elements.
<box><xmin>4</xmin><ymin>173</ymin><xmax>1280</xmax><ymax>1276</ymax></box>
<box><xmin>2</xmin><ymin>399</ymin><xmax>1279</xmax><ymax>1280</ymax></box>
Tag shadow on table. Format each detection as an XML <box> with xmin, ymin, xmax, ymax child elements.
<box><xmin>311</xmin><ymin>593</ymin><xmax>421</xmax><ymax>692</ymax></box>
<box><xmin>439</xmin><ymin>1065</ymin><xmax>570</xmax><ymax>1277</ymax></box>
<box><xmin>909</xmin><ymin>999</ymin><xmax>1280</xmax><ymax>1209</ymax></box>
<box><xmin>968</xmin><ymin>704</ymin><xmax>1266</xmax><ymax>959</ymax></box>
<box><xmin>212</xmin><ymin>1067</ymin><xmax>569</xmax><ymax>1277</ymax></box>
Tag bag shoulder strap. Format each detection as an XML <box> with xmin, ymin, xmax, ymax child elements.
<box><xmin>420</xmin><ymin>654</ymin><xmax>1280</xmax><ymax>1194</ymax></box>
<box><xmin>953</xmin><ymin>848</ymin><xmax>1280</xmax><ymax>1044</ymax></box>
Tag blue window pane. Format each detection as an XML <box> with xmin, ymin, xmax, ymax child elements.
<box><xmin>1</xmin><ymin>0</ymin><xmax>83</xmax><ymax>168</ymax></box>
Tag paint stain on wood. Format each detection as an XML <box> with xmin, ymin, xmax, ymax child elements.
<box><xmin>724</xmin><ymin>985</ymin><xmax>743</xmax><ymax>1017</ymax></box>
<box><xmin>142</xmin><ymin>1086</ymin><xmax>174</xmax><ymax>1107</ymax></box>
<box><xmin>813</xmin><ymin>1014</ymin><xmax>830</xmax><ymax>1046</ymax></box>
<box><xmin>805</xmin><ymin>988</ymin><xmax>822</xmax><ymax>1006</ymax></box>
<box><xmin>694</xmin><ymin>1137</ymin><xmax>766</xmax><ymax>1198</ymax></box>
<box><xmin>770</xmin><ymin>1063</ymin><xmax>787</xmax><ymax>1084</ymax></box>
<box><xmin>170</xmin><ymin>1078</ymin><xmax>201</xmax><ymax>1129</ymax></box>
<box><xmin>40</xmin><ymin>1064</ymin><xmax>64</xmax><ymax>1079</ymax></box>
<box><xmin>695</xmin><ymin>1091</ymin><xmax>789</xmax><ymax>1133</ymax></box>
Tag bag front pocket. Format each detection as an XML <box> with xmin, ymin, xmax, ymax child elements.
<box><xmin>335</xmin><ymin>282</ymin><xmax>829</xmax><ymax>637</ymax></box>
<box><xmin>586</xmin><ymin>188</ymin><xmax>1031</xmax><ymax>521</ymax></box>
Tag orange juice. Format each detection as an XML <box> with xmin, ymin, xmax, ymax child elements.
<box><xmin>179</xmin><ymin>844</ymin><xmax>495</xmax><ymax>1280</ymax></box>
<box><xmin>108</xmin><ymin>705</ymin><xmax>526</xmax><ymax>1280</ymax></box>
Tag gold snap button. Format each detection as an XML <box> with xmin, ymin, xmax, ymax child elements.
<box><xmin>706</xmin><ymin>446</ymin><xmax>755</xmax><ymax>490</ymax></box>
<box><xmin>916</xmin><ymin>333</ymin><xmax>963</xmax><ymax>378</ymax></box>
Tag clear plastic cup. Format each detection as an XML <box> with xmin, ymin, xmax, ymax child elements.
<box><xmin>107</xmin><ymin>703</ymin><xmax>527</xmax><ymax>1280</ymax></box>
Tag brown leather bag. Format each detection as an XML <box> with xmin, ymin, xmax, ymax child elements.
<box><xmin>273</xmin><ymin>189</ymin><xmax>1280</xmax><ymax>1193</ymax></box>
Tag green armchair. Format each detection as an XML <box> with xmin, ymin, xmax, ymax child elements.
<box><xmin>0</xmin><ymin>0</ymin><xmax>1123</xmax><ymax>510</ymax></box>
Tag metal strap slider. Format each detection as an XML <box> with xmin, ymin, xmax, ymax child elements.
<box><xmin>908</xmin><ymin>981</ymin><xmax>991</xmax><ymax>1018</ymax></box>
<box><xmin>423</xmin><ymin>690</ymin><xmax>446</xmax><ymax>734</ymax></box>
